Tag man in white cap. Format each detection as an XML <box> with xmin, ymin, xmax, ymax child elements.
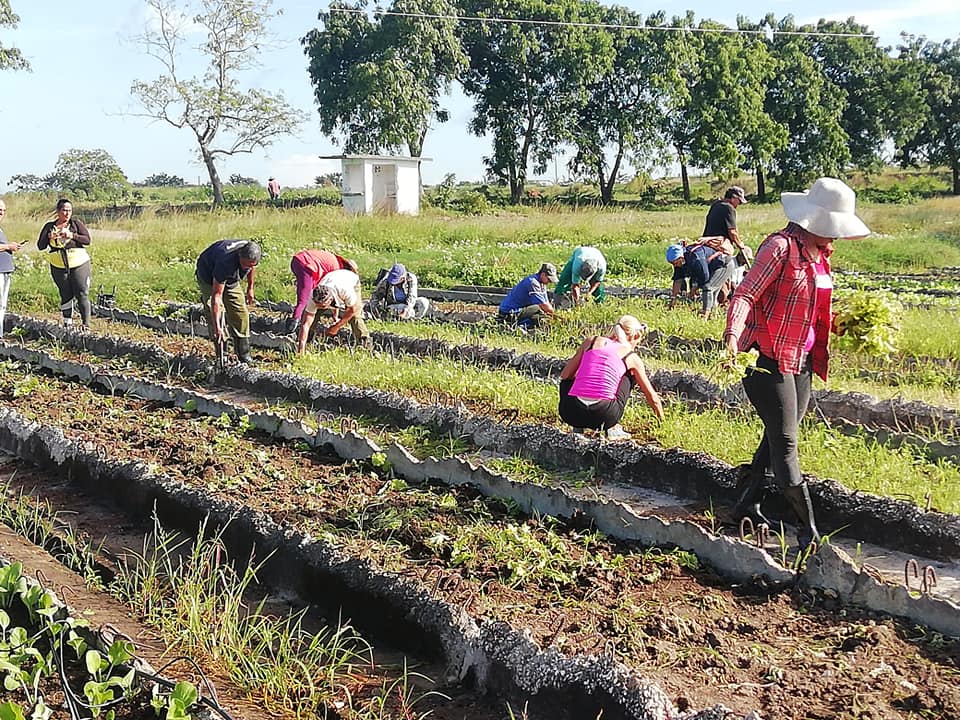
<box><xmin>723</xmin><ymin>177</ymin><xmax>870</xmax><ymax>552</ymax></box>
<box><xmin>554</xmin><ymin>246</ymin><xmax>607</xmax><ymax>307</ymax></box>
<box><xmin>498</xmin><ymin>262</ymin><xmax>558</xmax><ymax>329</ymax></box>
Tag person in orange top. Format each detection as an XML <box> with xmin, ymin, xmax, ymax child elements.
<box><xmin>723</xmin><ymin>178</ymin><xmax>869</xmax><ymax>550</ymax></box>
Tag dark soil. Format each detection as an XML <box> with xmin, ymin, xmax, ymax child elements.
<box><xmin>0</xmin><ymin>356</ymin><xmax>958</xmax><ymax>720</ymax></box>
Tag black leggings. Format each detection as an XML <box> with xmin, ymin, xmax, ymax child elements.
<box><xmin>50</xmin><ymin>262</ymin><xmax>92</xmax><ymax>325</ymax></box>
<box><xmin>558</xmin><ymin>375</ymin><xmax>634</xmax><ymax>430</ymax></box>
<box><xmin>742</xmin><ymin>353</ymin><xmax>812</xmax><ymax>490</ymax></box>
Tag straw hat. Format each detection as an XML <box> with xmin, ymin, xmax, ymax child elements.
<box><xmin>781</xmin><ymin>177</ymin><xmax>870</xmax><ymax>239</ymax></box>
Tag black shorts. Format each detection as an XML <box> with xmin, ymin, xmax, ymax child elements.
<box><xmin>558</xmin><ymin>375</ymin><xmax>634</xmax><ymax>430</ymax></box>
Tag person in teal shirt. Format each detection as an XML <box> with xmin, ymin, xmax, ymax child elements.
<box><xmin>554</xmin><ymin>246</ymin><xmax>607</xmax><ymax>307</ymax></box>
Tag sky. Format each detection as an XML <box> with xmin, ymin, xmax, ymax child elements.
<box><xmin>0</xmin><ymin>1</ymin><xmax>957</xmax><ymax>191</ymax></box>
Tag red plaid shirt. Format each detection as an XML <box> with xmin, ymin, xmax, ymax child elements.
<box><xmin>724</xmin><ymin>225</ymin><xmax>833</xmax><ymax>380</ymax></box>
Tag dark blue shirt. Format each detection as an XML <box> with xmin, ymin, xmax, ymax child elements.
<box><xmin>196</xmin><ymin>239</ymin><xmax>251</xmax><ymax>287</ymax></box>
<box><xmin>671</xmin><ymin>245</ymin><xmax>718</xmax><ymax>289</ymax></box>
<box><xmin>500</xmin><ymin>274</ymin><xmax>549</xmax><ymax>314</ymax></box>
<box><xmin>0</xmin><ymin>227</ymin><xmax>13</xmax><ymax>274</ymax></box>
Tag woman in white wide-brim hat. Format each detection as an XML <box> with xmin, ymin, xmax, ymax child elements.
<box><xmin>722</xmin><ymin>177</ymin><xmax>870</xmax><ymax>552</ymax></box>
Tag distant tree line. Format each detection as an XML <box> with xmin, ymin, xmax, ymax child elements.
<box><xmin>303</xmin><ymin>1</ymin><xmax>960</xmax><ymax>203</ymax></box>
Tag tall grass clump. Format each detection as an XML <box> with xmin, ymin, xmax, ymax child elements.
<box><xmin>111</xmin><ymin>514</ymin><xmax>370</xmax><ymax>717</ymax></box>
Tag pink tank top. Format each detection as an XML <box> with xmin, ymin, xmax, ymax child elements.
<box><xmin>803</xmin><ymin>258</ymin><xmax>833</xmax><ymax>352</ymax></box>
<box><xmin>569</xmin><ymin>340</ymin><xmax>627</xmax><ymax>400</ymax></box>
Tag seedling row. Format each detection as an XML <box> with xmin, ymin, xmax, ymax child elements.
<box><xmin>33</xmin><ymin>308</ymin><xmax>960</xmax><ymax>515</ymax></box>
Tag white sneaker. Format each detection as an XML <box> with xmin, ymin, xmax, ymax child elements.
<box><xmin>605</xmin><ymin>425</ymin><xmax>632</xmax><ymax>441</ymax></box>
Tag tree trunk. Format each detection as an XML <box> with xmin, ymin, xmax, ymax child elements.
<box><xmin>756</xmin><ymin>163</ymin><xmax>766</xmax><ymax>202</ymax></box>
<box><xmin>680</xmin><ymin>162</ymin><xmax>690</xmax><ymax>202</ymax></box>
<box><xmin>201</xmin><ymin>145</ymin><xmax>224</xmax><ymax>207</ymax></box>
<box><xmin>953</xmin><ymin>159</ymin><xmax>959</xmax><ymax>196</ymax></box>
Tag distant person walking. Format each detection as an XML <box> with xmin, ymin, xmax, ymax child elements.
<box><xmin>37</xmin><ymin>198</ymin><xmax>92</xmax><ymax>329</ymax></box>
<box><xmin>554</xmin><ymin>246</ymin><xmax>607</xmax><ymax>307</ymax></box>
<box><xmin>498</xmin><ymin>263</ymin><xmax>558</xmax><ymax>330</ymax></box>
<box><xmin>288</xmin><ymin>249</ymin><xmax>359</xmax><ymax>334</ymax></box>
<box><xmin>366</xmin><ymin>263</ymin><xmax>430</xmax><ymax>320</ymax></box>
<box><xmin>267</xmin><ymin>177</ymin><xmax>281</xmax><ymax>200</ymax></box>
<box><xmin>0</xmin><ymin>199</ymin><xmax>24</xmax><ymax>338</ymax></box>
<box><xmin>559</xmin><ymin>315</ymin><xmax>664</xmax><ymax>440</ymax></box>
<box><xmin>724</xmin><ymin>177</ymin><xmax>870</xmax><ymax>551</ymax></box>
<box><xmin>195</xmin><ymin>239</ymin><xmax>261</xmax><ymax>364</ymax></box>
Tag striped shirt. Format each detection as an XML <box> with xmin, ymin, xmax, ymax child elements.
<box><xmin>724</xmin><ymin>225</ymin><xmax>833</xmax><ymax>380</ymax></box>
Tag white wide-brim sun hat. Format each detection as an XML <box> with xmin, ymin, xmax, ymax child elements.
<box><xmin>780</xmin><ymin>177</ymin><xmax>870</xmax><ymax>239</ymax></box>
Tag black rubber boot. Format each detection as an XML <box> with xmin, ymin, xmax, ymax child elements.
<box><xmin>234</xmin><ymin>337</ymin><xmax>253</xmax><ymax>365</ymax></box>
<box><xmin>732</xmin><ymin>463</ymin><xmax>774</xmax><ymax>528</ymax></box>
<box><xmin>782</xmin><ymin>483</ymin><xmax>821</xmax><ymax>551</ymax></box>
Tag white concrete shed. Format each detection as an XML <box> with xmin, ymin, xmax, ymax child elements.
<box><xmin>320</xmin><ymin>154</ymin><xmax>430</xmax><ymax>216</ymax></box>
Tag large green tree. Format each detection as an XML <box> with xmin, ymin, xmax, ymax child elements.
<box><xmin>800</xmin><ymin>18</ymin><xmax>897</xmax><ymax>174</ymax></box>
<box><xmin>0</xmin><ymin>0</ymin><xmax>28</xmax><ymax>71</ymax></box>
<box><xmin>896</xmin><ymin>36</ymin><xmax>960</xmax><ymax>194</ymax></box>
<box><xmin>51</xmin><ymin>149</ymin><xmax>130</xmax><ymax>201</ymax></box>
<box><xmin>743</xmin><ymin>15</ymin><xmax>847</xmax><ymax>196</ymax></box>
<box><xmin>459</xmin><ymin>0</ymin><xmax>614</xmax><ymax>204</ymax></box>
<box><xmin>303</xmin><ymin>0</ymin><xmax>466</xmax><ymax>162</ymax></box>
<box><xmin>665</xmin><ymin>17</ymin><xmax>776</xmax><ymax>201</ymax></box>
<box><xmin>130</xmin><ymin>0</ymin><xmax>305</xmax><ymax>207</ymax></box>
<box><xmin>567</xmin><ymin>10</ymin><xmax>687</xmax><ymax>204</ymax></box>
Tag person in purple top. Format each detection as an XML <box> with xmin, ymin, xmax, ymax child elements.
<box><xmin>498</xmin><ymin>262</ymin><xmax>558</xmax><ymax>329</ymax></box>
<box><xmin>558</xmin><ymin>315</ymin><xmax>664</xmax><ymax>440</ymax></box>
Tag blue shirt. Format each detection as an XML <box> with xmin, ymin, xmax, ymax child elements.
<box><xmin>0</xmin><ymin>227</ymin><xmax>13</xmax><ymax>274</ymax></box>
<box><xmin>196</xmin><ymin>239</ymin><xmax>251</xmax><ymax>287</ymax></box>
<box><xmin>500</xmin><ymin>274</ymin><xmax>549</xmax><ymax>314</ymax></box>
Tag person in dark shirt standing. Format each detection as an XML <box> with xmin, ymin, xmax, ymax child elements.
<box><xmin>37</xmin><ymin>198</ymin><xmax>93</xmax><ymax>330</ymax></box>
<box><xmin>704</xmin><ymin>186</ymin><xmax>747</xmax><ymax>252</ymax></box>
<box><xmin>195</xmin><ymin>239</ymin><xmax>261</xmax><ymax>363</ymax></box>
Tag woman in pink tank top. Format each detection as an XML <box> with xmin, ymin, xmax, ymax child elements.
<box><xmin>558</xmin><ymin>315</ymin><xmax>664</xmax><ymax>439</ymax></box>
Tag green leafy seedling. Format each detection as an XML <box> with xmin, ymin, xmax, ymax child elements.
<box><xmin>83</xmin><ymin>680</ymin><xmax>115</xmax><ymax>718</ymax></box>
<box><xmin>0</xmin><ymin>701</ymin><xmax>26</xmax><ymax>720</ymax></box>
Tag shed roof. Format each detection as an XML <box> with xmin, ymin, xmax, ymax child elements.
<box><xmin>318</xmin><ymin>154</ymin><xmax>432</xmax><ymax>162</ymax></box>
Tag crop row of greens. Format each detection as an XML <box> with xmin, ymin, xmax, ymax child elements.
<box><xmin>9</xmin><ymin>314</ymin><xmax>960</xmax><ymax>515</ymax></box>
<box><xmin>0</xmin><ymin>557</ymin><xmax>202</xmax><ymax>720</ymax></box>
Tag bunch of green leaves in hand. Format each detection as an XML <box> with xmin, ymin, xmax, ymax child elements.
<box><xmin>710</xmin><ymin>349</ymin><xmax>761</xmax><ymax>390</ymax></box>
<box><xmin>833</xmin><ymin>291</ymin><xmax>902</xmax><ymax>356</ymax></box>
